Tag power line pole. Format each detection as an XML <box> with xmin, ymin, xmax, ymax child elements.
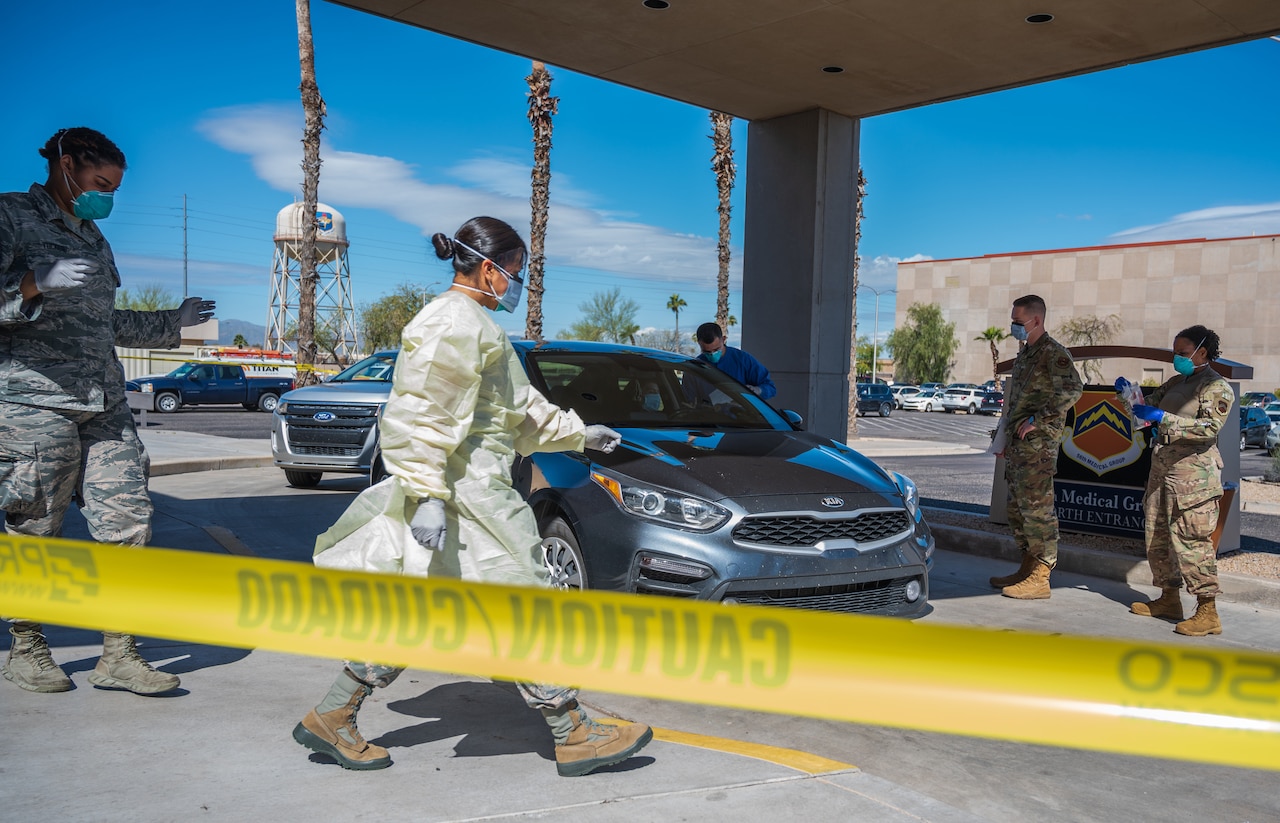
<box><xmin>182</xmin><ymin>193</ymin><xmax>189</xmax><ymax>299</ymax></box>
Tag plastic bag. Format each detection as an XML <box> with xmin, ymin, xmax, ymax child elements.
<box><xmin>1116</xmin><ymin>379</ymin><xmax>1151</xmax><ymax>429</ymax></box>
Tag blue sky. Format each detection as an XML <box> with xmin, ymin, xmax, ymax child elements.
<box><xmin>4</xmin><ymin>2</ymin><xmax>1278</xmax><ymax>346</ymax></box>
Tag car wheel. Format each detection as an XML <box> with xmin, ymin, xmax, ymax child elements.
<box><xmin>879</xmin><ymin>402</ymin><xmax>892</xmax><ymax>417</ymax></box>
<box><xmin>369</xmin><ymin>452</ymin><xmax>389</xmax><ymax>486</ymax></box>
<box><xmin>1240</xmin><ymin>434</ymin><xmax>1247</xmax><ymax>452</ymax></box>
<box><xmin>154</xmin><ymin>392</ymin><xmax>179</xmax><ymax>413</ymax></box>
<box><xmin>541</xmin><ymin>516</ymin><xmax>587</xmax><ymax>590</ymax></box>
<box><xmin>284</xmin><ymin>469</ymin><xmax>322</xmax><ymax>488</ymax></box>
<box><xmin>257</xmin><ymin>393</ymin><xmax>280</xmax><ymax>413</ymax></box>
<box><xmin>967</xmin><ymin>403</ymin><xmax>977</xmax><ymax>415</ymax></box>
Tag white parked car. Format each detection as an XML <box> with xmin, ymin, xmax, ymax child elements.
<box><xmin>890</xmin><ymin>385</ymin><xmax>922</xmax><ymax>409</ymax></box>
<box><xmin>901</xmin><ymin>389</ymin><xmax>944</xmax><ymax>412</ymax></box>
<box><xmin>940</xmin><ymin>387</ymin><xmax>986</xmax><ymax>414</ymax></box>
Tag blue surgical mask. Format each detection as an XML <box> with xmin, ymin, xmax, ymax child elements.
<box><xmin>452</xmin><ymin>238</ymin><xmax>524</xmax><ymax>313</ymax></box>
<box><xmin>643</xmin><ymin>393</ymin><xmax>662</xmax><ymax>411</ymax></box>
<box><xmin>704</xmin><ymin>348</ymin><xmax>724</xmax><ymax>364</ymax></box>
<box><xmin>1010</xmin><ymin>322</ymin><xmax>1028</xmax><ymax>342</ymax></box>
<box><xmin>59</xmin><ymin>132</ymin><xmax>115</xmax><ymax>220</ymax></box>
<box><xmin>1173</xmin><ymin>337</ymin><xmax>1206</xmax><ymax>376</ymax></box>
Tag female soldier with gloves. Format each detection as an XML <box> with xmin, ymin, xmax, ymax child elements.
<box><xmin>1</xmin><ymin>127</ymin><xmax>214</xmax><ymax>694</ymax></box>
<box><xmin>1120</xmin><ymin>325</ymin><xmax>1232</xmax><ymax>637</ymax></box>
<box><xmin>293</xmin><ymin>216</ymin><xmax>653</xmax><ymax>776</ymax></box>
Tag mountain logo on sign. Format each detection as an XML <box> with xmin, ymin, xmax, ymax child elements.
<box><xmin>1062</xmin><ymin>397</ymin><xmax>1144</xmax><ymax>476</ymax></box>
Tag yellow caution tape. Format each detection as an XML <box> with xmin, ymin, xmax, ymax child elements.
<box><xmin>2</xmin><ymin>535</ymin><xmax>1278</xmax><ymax>771</ymax></box>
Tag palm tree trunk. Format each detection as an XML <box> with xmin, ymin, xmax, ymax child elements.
<box><xmin>710</xmin><ymin>112</ymin><xmax>735</xmax><ymax>331</ymax></box>
<box><xmin>295</xmin><ymin>0</ymin><xmax>326</xmax><ymax>387</ymax></box>
<box><xmin>990</xmin><ymin>341</ymin><xmax>999</xmax><ymax>380</ymax></box>
<box><xmin>526</xmin><ymin>61</ymin><xmax>557</xmax><ymax>341</ymax></box>
<box><xmin>847</xmin><ymin>168</ymin><xmax>867</xmax><ymax>436</ymax></box>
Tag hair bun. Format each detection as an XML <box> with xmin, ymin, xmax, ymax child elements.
<box><xmin>431</xmin><ymin>232</ymin><xmax>455</xmax><ymax>260</ymax></box>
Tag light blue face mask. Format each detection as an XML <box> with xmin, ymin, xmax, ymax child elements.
<box><xmin>1010</xmin><ymin>322</ymin><xmax>1028</xmax><ymax>342</ymax></box>
<box><xmin>704</xmin><ymin>348</ymin><xmax>724</xmax><ymax>364</ymax></box>
<box><xmin>452</xmin><ymin>238</ymin><xmax>524</xmax><ymax>313</ymax></box>
<box><xmin>58</xmin><ymin>131</ymin><xmax>115</xmax><ymax>220</ymax></box>
<box><xmin>1173</xmin><ymin>337</ymin><xmax>1206</xmax><ymax>376</ymax></box>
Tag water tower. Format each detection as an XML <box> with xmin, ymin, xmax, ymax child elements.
<box><xmin>266</xmin><ymin>202</ymin><xmax>358</xmax><ymax>362</ymax></box>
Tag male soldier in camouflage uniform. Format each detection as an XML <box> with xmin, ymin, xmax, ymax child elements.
<box><xmin>1124</xmin><ymin>326</ymin><xmax>1232</xmax><ymax>636</ymax></box>
<box><xmin>1</xmin><ymin>127</ymin><xmax>214</xmax><ymax>693</ymax></box>
<box><xmin>989</xmin><ymin>294</ymin><xmax>1083</xmax><ymax>599</ymax></box>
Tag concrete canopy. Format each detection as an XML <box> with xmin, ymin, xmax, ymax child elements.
<box><xmin>333</xmin><ymin>0</ymin><xmax>1280</xmax><ymax>120</ymax></box>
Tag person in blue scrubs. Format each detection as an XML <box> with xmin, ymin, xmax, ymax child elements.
<box><xmin>695</xmin><ymin>322</ymin><xmax>776</xmax><ymax>400</ymax></box>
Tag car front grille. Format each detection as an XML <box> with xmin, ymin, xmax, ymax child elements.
<box><xmin>732</xmin><ymin>510</ymin><xmax>911</xmax><ymax>547</ymax></box>
<box><xmin>725</xmin><ymin>576</ymin><xmax>914</xmax><ymax>613</ymax></box>
<box><xmin>284</xmin><ymin>404</ymin><xmax>378</xmax><ymax>451</ymax></box>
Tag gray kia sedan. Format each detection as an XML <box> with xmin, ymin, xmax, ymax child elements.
<box><xmin>514</xmin><ymin>341</ymin><xmax>934</xmax><ymax>617</ymax></box>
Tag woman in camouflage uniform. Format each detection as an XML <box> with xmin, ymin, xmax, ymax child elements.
<box><xmin>1</xmin><ymin>127</ymin><xmax>213</xmax><ymax>692</ymax></box>
<box><xmin>1125</xmin><ymin>325</ymin><xmax>1232</xmax><ymax>636</ymax></box>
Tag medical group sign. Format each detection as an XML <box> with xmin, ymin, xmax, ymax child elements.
<box><xmin>1055</xmin><ymin>389</ymin><xmax>1154</xmax><ymax>539</ymax></box>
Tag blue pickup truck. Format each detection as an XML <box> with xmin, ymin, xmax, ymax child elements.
<box><xmin>129</xmin><ymin>362</ymin><xmax>296</xmax><ymax>413</ymax></box>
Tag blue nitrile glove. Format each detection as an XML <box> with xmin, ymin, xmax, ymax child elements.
<box><xmin>1132</xmin><ymin>404</ymin><xmax>1164</xmax><ymax>424</ymax></box>
<box><xmin>1114</xmin><ymin>377</ymin><xmax>1131</xmax><ymax>394</ymax></box>
<box><xmin>410</xmin><ymin>498</ymin><xmax>446</xmax><ymax>549</ymax></box>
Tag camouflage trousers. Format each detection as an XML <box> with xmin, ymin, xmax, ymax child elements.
<box><xmin>0</xmin><ymin>398</ymin><xmax>151</xmax><ymax>545</ymax></box>
<box><xmin>1005</xmin><ymin>434</ymin><xmax>1060</xmax><ymax>567</ymax></box>
<box><xmin>1143</xmin><ymin>482</ymin><xmax>1220</xmax><ymax>597</ymax></box>
<box><xmin>345</xmin><ymin>661</ymin><xmax>577</xmax><ymax>710</ymax></box>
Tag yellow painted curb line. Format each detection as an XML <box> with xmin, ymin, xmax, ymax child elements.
<box><xmin>593</xmin><ymin>716</ymin><xmax>854</xmax><ymax>775</ymax></box>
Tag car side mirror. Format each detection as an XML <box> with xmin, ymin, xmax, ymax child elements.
<box><xmin>782</xmin><ymin>409</ymin><xmax>804</xmax><ymax>429</ymax></box>
<box><xmin>188</xmin><ymin>373</ymin><xmax>200</xmax><ymax>382</ymax></box>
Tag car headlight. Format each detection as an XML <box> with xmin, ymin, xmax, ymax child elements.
<box><xmin>590</xmin><ymin>471</ymin><xmax>730</xmax><ymax>531</ymax></box>
<box><xmin>891</xmin><ymin>471</ymin><xmax>920</xmax><ymax>520</ymax></box>
<box><xmin>138</xmin><ymin>382</ymin><xmax>153</xmax><ymax>393</ymax></box>
<box><xmin>277</xmin><ymin>400</ymin><xmax>289</xmax><ymax>414</ymax></box>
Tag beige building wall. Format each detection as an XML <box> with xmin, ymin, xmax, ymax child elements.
<box><xmin>895</xmin><ymin>234</ymin><xmax>1280</xmax><ymax>391</ymax></box>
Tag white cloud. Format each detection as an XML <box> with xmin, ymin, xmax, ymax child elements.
<box><xmin>196</xmin><ymin>104</ymin><xmax>741</xmax><ymax>288</ymax></box>
<box><xmin>858</xmin><ymin>253</ymin><xmax>931</xmax><ymax>292</ymax></box>
<box><xmin>1108</xmin><ymin>203</ymin><xmax>1280</xmax><ymax>243</ymax></box>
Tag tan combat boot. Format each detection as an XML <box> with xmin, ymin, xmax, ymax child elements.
<box><xmin>1175</xmin><ymin>597</ymin><xmax>1222</xmax><ymax>637</ymax></box>
<box><xmin>1130</xmin><ymin>587</ymin><xmax>1184</xmax><ymax>621</ymax></box>
<box><xmin>1002</xmin><ymin>560</ymin><xmax>1051</xmax><ymax>600</ymax></box>
<box><xmin>88</xmin><ymin>633</ymin><xmax>180</xmax><ymax>694</ymax></box>
<box><xmin>989</xmin><ymin>554</ymin><xmax>1037</xmax><ymax>589</ymax></box>
<box><xmin>544</xmin><ymin>700</ymin><xmax>654</xmax><ymax>777</ymax></box>
<box><xmin>293</xmin><ymin>677</ymin><xmax>391</xmax><ymax>770</ymax></box>
<box><xmin>3</xmin><ymin>622</ymin><xmax>72</xmax><ymax>693</ymax></box>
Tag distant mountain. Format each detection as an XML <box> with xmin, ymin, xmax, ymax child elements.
<box><xmin>216</xmin><ymin>318</ymin><xmax>268</xmax><ymax>348</ymax></box>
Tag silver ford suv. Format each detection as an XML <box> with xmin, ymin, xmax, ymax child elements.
<box><xmin>270</xmin><ymin>351</ymin><xmax>397</xmax><ymax>487</ymax></box>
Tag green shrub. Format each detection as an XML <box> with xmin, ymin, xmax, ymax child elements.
<box><xmin>1265</xmin><ymin>451</ymin><xmax>1280</xmax><ymax>484</ymax></box>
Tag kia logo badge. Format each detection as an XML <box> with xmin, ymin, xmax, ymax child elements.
<box><xmin>313</xmin><ymin>411</ymin><xmax>335</xmax><ymax>422</ymax></box>
<box><xmin>821</xmin><ymin>496</ymin><xmax>844</xmax><ymax>508</ymax></box>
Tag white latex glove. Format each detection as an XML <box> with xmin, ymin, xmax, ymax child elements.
<box><xmin>32</xmin><ymin>258</ymin><xmax>97</xmax><ymax>294</ymax></box>
<box><xmin>749</xmin><ymin>385</ymin><xmax>763</xmax><ymax>396</ymax></box>
<box><xmin>178</xmin><ymin>297</ymin><xmax>216</xmax><ymax>326</ymax></box>
<box><xmin>583</xmin><ymin>424</ymin><xmax>622</xmax><ymax>453</ymax></box>
<box><xmin>409</xmin><ymin>498</ymin><xmax>446</xmax><ymax>550</ymax></box>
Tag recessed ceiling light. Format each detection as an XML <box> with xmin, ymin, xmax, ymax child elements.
<box><xmin>643</xmin><ymin>0</ymin><xmax>670</xmax><ymax>9</ymax></box>
<box><xmin>1026</xmin><ymin>13</ymin><xmax>1054</xmax><ymax>23</ymax></box>
<box><xmin>821</xmin><ymin>66</ymin><xmax>845</xmax><ymax>74</ymax></box>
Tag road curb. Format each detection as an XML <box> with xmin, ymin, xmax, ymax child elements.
<box><xmin>931</xmin><ymin>522</ymin><xmax>1280</xmax><ymax>612</ymax></box>
<box><xmin>149</xmin><ymin>456</ymin><xmax>276</xmax><ymax>477</ymax></box>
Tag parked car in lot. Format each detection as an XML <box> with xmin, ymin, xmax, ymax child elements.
<box><xmin>855</xmin><ymin>382</ymin><xmax>895</xmax><ymax>417</ymax></box>
<box><xmin>1241</xmin><ymin>406</ymin><xmax>1271</xmax><ymax>451</ymax></box>
<box><xmin>901</xmin><ymin>389</ymin><xmax>943</xmax><ymax>412</ymax></box>
<box><xmin>890</xmin><ymin>385</ymin><xmax>921</xmax><ymax>409</ymax></box>
<box><xmin>1241</xmin><ymin>391</ymin><xmax>1278</xmax><ymax>408</ymax></box>
<box><xmin>129</xmin><ymin>363</ymin><xmax>295</xmax><ymax>413</ymax></box>
<box><xmin>919</xmin><ymin>382</ymin><xmax>945</xmax><ymax>392</ymax></box>
<box><xmin>978</xmin><ymin>391</ymin><xmax>1004</xmax><ymax>415</ymax></box>
<box><xmin>940</xmin><ymin>386</ymin><xmax>986</xmax><ymax>414</ymax></box>
<box><xmin>515</xmin><ymin>341</ymin><xmax>932</xmax><ymax>615</ymax></box>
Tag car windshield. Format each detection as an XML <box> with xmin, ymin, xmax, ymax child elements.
<box><xmin>525</xmin><ymin>350</ymin><xmax>789</xmax><ymax>429</ymax></box>
<box><xmin>330</xmin><ymin>353</ymin><xmax>397</xmax><ymax>382</ymax></box>
<box><xmin>168</xmin><ymin>362</ymin><xmax>196</xmax><ymax>378</ymax></box>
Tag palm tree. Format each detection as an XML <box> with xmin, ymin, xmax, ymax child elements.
<box><xmin>233</xmin><ymin>334</ymin><xmax>248</xmax><ymax>349</ymax></box>
<box><xmin>976</xmin><ymin>326</ymin><xmax>1010</xmax><ymax>379</ymax></box>
<box><xmin>847</xmin><ymin>168</ymin><xmax>867</xmax><ymax>435</ymax></box>
<box><xmin>525</xmin><ymin>61</ymin><xmax>557</xmax><ymax>341</ymax></box>
<box><xmin>710</xmin><ymin>112</ymin><xmax>735</xmax><ymax>330</ymax></box>
<box><xmin>667</xmin><ymin>294</ymin><xmax>687</xmax><ymax>339</ymax></box>
<box><xmin>294</xmin><ymin>0</ymin><xmax>326</xmax><ymax>386</ymax></box>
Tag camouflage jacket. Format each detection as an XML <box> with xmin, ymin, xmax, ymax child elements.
<box><xmin>1004</xmin><ymin>333</ymin><xmax>1083</xmax><ymax>444</ymax></box>
<box><xmin>1144</xmin><ymin>366</ymin><xmax>1232</xmax><ymax>506</ymax></box>
<box><xmin>0</xmin><ymin>184</ymin><xmax>182</xmax><ymax>412</ymax></box>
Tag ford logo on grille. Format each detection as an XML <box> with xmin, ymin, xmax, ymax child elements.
<box><xmin>820</xmin><ymin>496</ymin><xmax>844</xmax><ymax>508</ymax></box>
<box><xmin>312</xmin><ymin>412</ymin><xmax>336</xmax><ymax>422</ymax></box>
